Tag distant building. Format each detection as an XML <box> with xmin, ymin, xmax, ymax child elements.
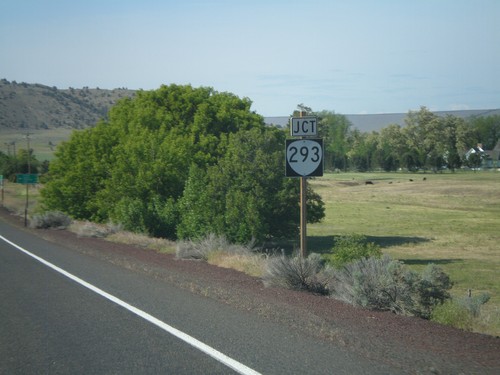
<box><xmin>484</xmin><ymin>140</ymin><xmax>500</xmax><ymax>168</ymax></box>
<box><xmin>465</xmin><ymin>141</ymin><xmax>500</xmax><ymax>169</ymax></box>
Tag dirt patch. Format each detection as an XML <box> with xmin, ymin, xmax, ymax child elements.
<box><xmin>1</xmin><ymin>207</ymin><xmax>498</xmax><ymax>374</ymax></box>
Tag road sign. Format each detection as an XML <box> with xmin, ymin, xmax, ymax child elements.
<box><xmin>16</xmin><ymin>174</ymin><xmax>38</xmax><ymax>184</ymax></box>
<box><xmin>290</xmin><ymin>116</ymin><xmax>318</xmax><ymax>137</ymax></box>
<box><xmin>286</xmin><ymin>139</ymin><xmax>323</xmax><ymax>177</ymax></box>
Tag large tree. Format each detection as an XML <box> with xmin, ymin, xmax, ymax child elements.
<box><xmin>316</xmin><ymin>110</ymin><xmax>351</xmax><ymax>171</ymax></box>
<box><xmin>42</xmin><ymin>84</ymin><xmax>324</xmax><ymax>241</ymax></box>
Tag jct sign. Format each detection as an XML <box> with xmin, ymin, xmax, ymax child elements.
<box><xmin>285</xmin><ymin>139</ymin><xmax>324</xmax><ymax>177</ymax></box>
<box><xmin>290</xmin><ymin>116</ymin><xmax>317</xmax><ymax>137</ymax></box>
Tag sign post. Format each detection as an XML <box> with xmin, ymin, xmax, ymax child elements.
<box><xmin>16</xmin><ymin>174</ymin><xmax>38</xmax><ymax>227</ymax></box>
<box><xmin>286</xmin><ymin>114</ymin><xmax>323</xmax><ymax>258</ymax></box>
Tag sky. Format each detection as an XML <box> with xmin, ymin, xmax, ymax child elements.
<box><xmin>1</xmin><ymin>0</ymin><xmax>499</xmax><ymax>116</ymax></box>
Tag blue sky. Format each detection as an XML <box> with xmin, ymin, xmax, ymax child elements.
<box><xmin>1</xmin><ymin>0</ymin><xmax>499</xmax><ymax>116</ymax></box>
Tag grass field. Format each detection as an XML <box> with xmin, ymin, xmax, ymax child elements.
<box><xmin>0</xmin><ymin>128</ymin><xmax>75</xmax><ymax>161</ymax></box>
<box><xmin>308</xmin><ymin>171</ymin><xmax>500</xmax><ymax>335</ymax></box>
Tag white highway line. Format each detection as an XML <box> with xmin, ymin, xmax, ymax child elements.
<box><xmin>1</xmin><ymin>234</ymin><xmax>261</xmax><ymax>375</ymax></box>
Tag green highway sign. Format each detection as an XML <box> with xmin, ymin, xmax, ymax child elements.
<box><xmin>16</xmin><ymin>174</ymin><xmax>38</xmax><ymax>184</ymax></box>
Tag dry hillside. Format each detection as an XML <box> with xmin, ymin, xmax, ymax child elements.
<box><xmin>0</xmin><ymin>79</ymin><xmax>135</xmax><ymax>130</ymax></box>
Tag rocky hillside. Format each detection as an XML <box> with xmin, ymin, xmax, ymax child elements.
<box><xmin>0</xmin><ymin>79</ymin><xmax>135</xmax><ymax>130</ymax></box>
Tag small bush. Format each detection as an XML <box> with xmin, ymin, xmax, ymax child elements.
<box><xmin>29</xmin><ymin>211</ymin><xmax>72</xmax><ymax>229</ymax></box>
<box><xmin>328</xmin><ymin>255</ymin><xmax>452</xmax><ymax>318</ymax></box>
<box><xmin>324</xmin><ymin>234</ymin><xmax>382</xmax><ymax>268</ymax></box>
<box><xmin>414</xmin><ymin>264</ymin><xmax>453</xmax><ymax>319</ymax></box>
<box><xmin>263</xmin><ymin>253</ymin><xmax>329</xmax><ymax>295</ymax></box>
<box><xmin>431</xmin><ymin>300</ymin><xmax>474</xmax><ymax>331</ymax></box>
<box><xmin>457</xmin><ymin>293</ymin><xmax>490</xmax><ymax>317</ymax></box>
<box><xmin>431</xmin><ymin>293</ymin><xmax>492</xmax><ymax>333</ymax></box>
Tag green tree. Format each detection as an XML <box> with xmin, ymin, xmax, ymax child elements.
<box><xmin>468</xmin><ymin>115</ymin><xmax>500</xmax><ymax>150</ymax></box>
<box><xmin>317</xmin><ymin>110</ymin><xmax>351</xmax><ymax>171</ymax></box>
<box><xmin>346</xmin><ymin>129</ymin><xmax>372</xmax><ymax>171</ymax></box>
<box><xmin>42</xmin><ymin>85</ymin><xmax>264</xmax><ymax>236</ymax></box>
<box><xmin>177</xmin><ymin>127</ymin><xmax>325</xmax><ymax>243</ymax></box>
<box><xmin>41</xmin><ymin>121</ymin><xmax>118</xmax><ymax>220</ymax></box>
<box><xmin>375</xmin><ymin>124</ymin><xmax>408</xmax><ymax>171</ymax></box>
<box><xmin>42</xmin><ymin>84</ymin><xmax>325</xmax><ymax>241</ymax></box>
<box><xmin>403</xmin><ymin>107</ymin><xmax>439</xmax><ymax>171</ymax></box>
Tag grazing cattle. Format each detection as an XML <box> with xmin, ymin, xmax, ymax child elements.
<box><xmin>409</xmin><ymin>179</ymin><xmax>413</xmax><ymax>182</ymax></box>
<box><xmin>365</xmin><ymin>180</ymin><xmax>374</xmax><ymax>185</ymax></box>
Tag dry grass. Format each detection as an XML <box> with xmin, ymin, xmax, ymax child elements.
<box><xmin>107</xmin><ymin>231</ymin><xmax>176</xmax><ymax>254</ymax></box>
<box><xmin>69</xmin><ymin>220</ymin><xmax>176</xmax><ymax>254</ymax></box>
<box><xmin>1</xmin><ymin>182</ymin><xmax>40</xmax><ymax>217</ymax></box>
<box><xmin>207</xmin><ymin>251</ymin><xmax>267</xmax><ymax>277</ymax></box>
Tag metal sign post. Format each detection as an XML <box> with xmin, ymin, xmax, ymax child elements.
<box><xmin>286</xmin><ymin>113</ymin><xmax>323</xmax><ymax>258</ymax></box>
<box><xmin>16</xmin><ymin>174</ymin><xmax>38</xmax><ymax>227</ymax></box>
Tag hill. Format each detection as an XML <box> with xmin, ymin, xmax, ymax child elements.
<box><xmin>0</xmin><ymin>79</ymin><xmax>135</xmax><ymax>130</ymax></box>
<box><xmin>265</xmin><ymin>109</ymin><xmax>500</xmax><ymax>132</ymax></box>
<box><xmin>2</xmin><ymin>78</ymin><xmax>498</xmax><ymax>134</ymax></box>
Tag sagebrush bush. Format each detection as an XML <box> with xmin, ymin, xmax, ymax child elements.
<box><xmin>457</xmin><ymin>293</ymin><xmax>490</xmax><ymax>317</ymax></box>
<box><xmin>323</xmin><ymin>234</ymin><xmax>382</xmax><ymax>268</ymax></box>
<box><xmin>263</xmin><ymin>253</ymin><xmax>329</xmax><ymax>295</ymax></box>
<box><xmin>29</xmin><ymin>211</ymin><xmax>72</xmax><ymax>229</ymax></box>
<box><xmin>328</xmin><ymin>255</ymin><xmax>452</xmax><ymax>318</ymax></box>
<box><xmin>175</xmin><ymin>233</ymin><xmax>254</xmax><ymax>260</ymax></box>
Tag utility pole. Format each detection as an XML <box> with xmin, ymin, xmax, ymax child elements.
<box><xmin>24</xmin><ymin>132</ymin><xmax>32</xmax><ymax>227</ymax></box>
<box><xmin>25</xmin><ymin>132</ymin><xmax>32</xmax><ymax>173</ymax></box>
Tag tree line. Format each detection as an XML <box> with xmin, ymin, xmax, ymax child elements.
<box><xmin>0</xmin><ymin>148</ymin><xmax>48</xmax><ymax>179</ymax></box>
<box><xmin>317</xmin><ymin>106</ymin><xmax>499</xmax><ymax>172</ymax></box>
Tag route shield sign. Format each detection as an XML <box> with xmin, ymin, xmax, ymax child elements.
<box><xmin>286</xmin><ymin>139</ymin><xmax>323</xmax><ymax>177</ymax></box>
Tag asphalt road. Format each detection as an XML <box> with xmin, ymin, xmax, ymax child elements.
<box><xmin>0</xmin><ymin>218</ymin><xmax>398</xmax><ymax>374</ymax></box>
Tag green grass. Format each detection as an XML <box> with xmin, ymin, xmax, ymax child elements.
<box><xmin>308</xmin><ymin>171</ymin><xmax>500</xmax><ymax>335</ymax></box>
<box><xmin>1</xmin><ymin>182</ymin><xmax>41</xmax><ymax>216</ymax></box>
<box><xmin>0</xmin><ymin>128</ymin><xmax>74</xmax><ymax>161</ymax></box>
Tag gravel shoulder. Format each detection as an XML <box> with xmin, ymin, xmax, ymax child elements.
<box><xmin>2</xmin><ymin>207</ymin><xmax>498</xmax><ymax>374</ymax></box>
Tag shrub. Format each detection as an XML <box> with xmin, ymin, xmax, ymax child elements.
<box><xmin>413</xmin><ymin>264</ymin><xmax>453</xmax><ymax>319</ymax></box>
<box><xmin>328</xmin><ymin>255</ymin><xmax>452</xmax><ymax>318</ymax></box>
<box><xmin>29</xmin><ymin>211</ymin><xmax>71</xmax><ymax>229</ymax></box>
<box><xmin>431</xmin><ymin>300</ymin><xmax>474</xmax><ymax>331</ymax></box>
<box><xmin>323</xmin><ymin>234</ymin><xmax>382</xmax><ymax>268</ymax></box>
<box><xmin>263</xmin><ymin>253</ymin><xmax>329</xmax><ymax>295</ymax></box>
<box><xmin>431</xmin><ymin>293</ymin><xmax>491</xmax><ymax>332</ymax></box>
<box><xmin>457</xmin><ymin>293</ymin><xmax>490</xmax><ymax>317</ymax></box>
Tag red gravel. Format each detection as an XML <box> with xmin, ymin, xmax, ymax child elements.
<box><xmin>2</xmin><ymin>208</ymin><xmax>499</xmax><ymax>374</ymax></box>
